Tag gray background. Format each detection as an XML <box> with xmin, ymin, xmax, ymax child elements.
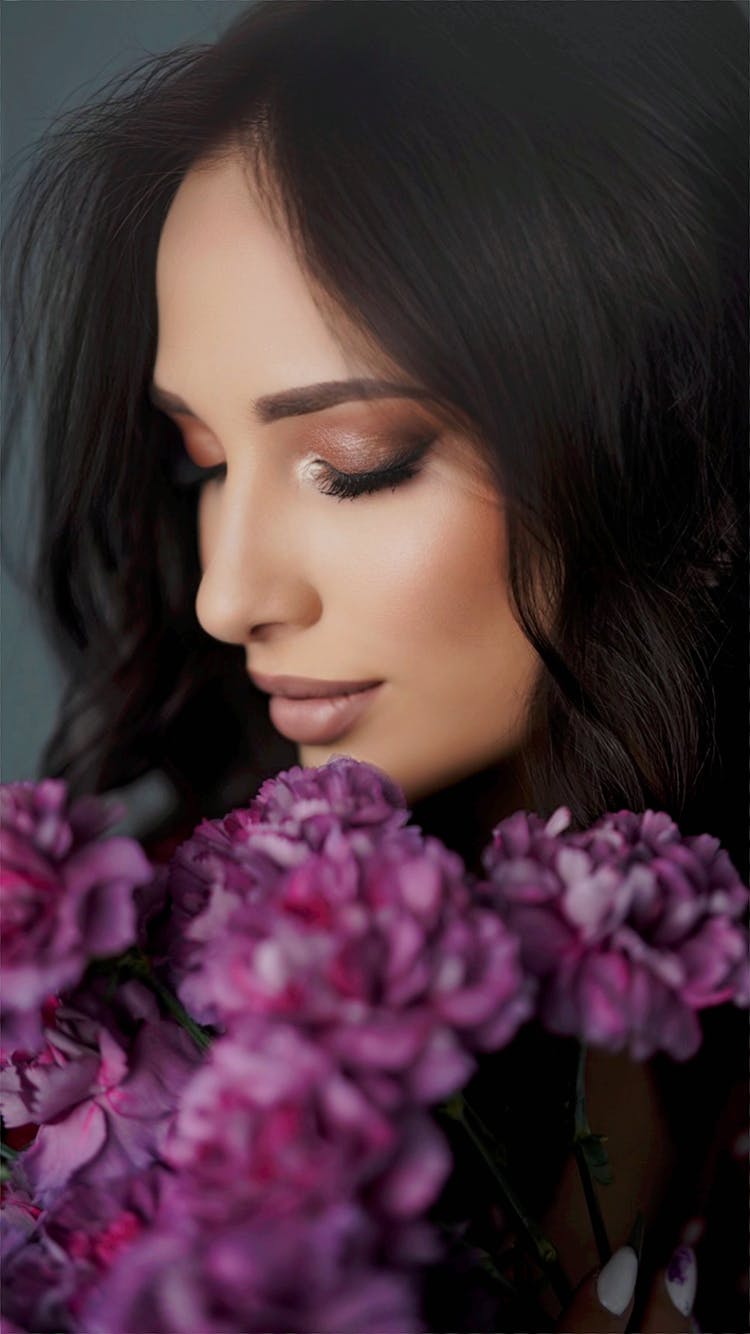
<box><xmin>1</xmin><ymin>1</ymin><xmax>249</xmax><ymax>832</ymax></box>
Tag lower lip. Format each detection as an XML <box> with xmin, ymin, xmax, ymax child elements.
<box><xmin>268</xmin><ymin>684</ymin><xmax>384</xmax><ymax>744</ymax></box>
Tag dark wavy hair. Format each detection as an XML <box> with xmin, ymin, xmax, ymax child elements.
<box><xmin>2</xmin><ymin>0</ymin><xmax>747</xmax><ymax>876</ymax></box>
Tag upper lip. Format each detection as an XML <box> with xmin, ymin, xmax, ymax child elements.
<box><xmin>248</xmin><ymin>671</ymin><xmax>383</xmax><ymax>699</ymax></box>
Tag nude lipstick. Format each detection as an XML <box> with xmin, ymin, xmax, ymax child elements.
<box><xmin>248</xmin><ymin>671</ymin><xmax>384</xmax><ymax>744</ymax></box>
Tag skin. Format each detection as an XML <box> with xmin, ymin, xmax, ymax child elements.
<box><xmin>546</xmin><ymin>1049</ymin><xmax>693</xmax><ymax>1332</ymax></box>
<box><xmin>153</xmin><ymin>150</ymin><xmax>695</xmax><ymax>1332</ymax></box>
<box><xmin>152</xmin><ymin>151</ymin><xmax>541</xmax><ymax>809</ymax></box>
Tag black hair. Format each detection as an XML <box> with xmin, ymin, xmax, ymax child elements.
<box><xmin>3</xmin><ymin>0</ymin><xmax>747</xmax><ymax>881</ymax></box>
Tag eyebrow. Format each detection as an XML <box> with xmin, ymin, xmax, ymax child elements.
<box><xmin>147</xmin><ymin>377</ymin><xmax>437</xmax><ymax>425</ymax></box>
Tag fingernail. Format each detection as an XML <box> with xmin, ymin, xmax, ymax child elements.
<box><xmin>665</xmin><ymin>1244</ymin><xmax>697</xmax><ymax>1317</ymax></box>
<box><xmin>596</xmin><ymin>1244</ymin><xmax>639</xmax><ymax>1315</ymax></box>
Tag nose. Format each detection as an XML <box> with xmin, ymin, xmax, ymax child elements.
<box><xmin>194</xmin><ymin>468</ymin><xmax>322</xmax><ymax>648</ymax></box>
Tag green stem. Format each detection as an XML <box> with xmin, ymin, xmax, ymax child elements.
<box><xmin>107</xmin><ymin>948</ymin><xmax>214</xmax><ymax>1054</ymax></box>
<box><xmin>438</xmin><ymin>1091</ymin><xmax>573</xmax><ymax>1310</ymax></box>
<box><xmin>0</xmin><ymin>1139</ymin><xmax>19</xmax><ymax>1183</ymax></box>
<box><xmin>573</xmin><ymin>1042</ymin><xmax>612</xmax><ymax>1265</ymax></box>
<box><xmin>142</xmin><ymin>967</ymin><xmax>213</xmax><ymax>1054</ymax></box>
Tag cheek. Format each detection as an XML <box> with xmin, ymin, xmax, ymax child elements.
<box><xmin>333</xmin><ymin>484</ymin><xmax>542</xmax><ymax>726</ymax></box>
<box><xmin>333</xmin><ymin>487</ymin><xmax>514</xmax><ymax>647</ymax></box>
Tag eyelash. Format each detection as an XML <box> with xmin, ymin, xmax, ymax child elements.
<box><xmin>320</xmin><ymin>439</ymin><xmax>434</xmax><ymax>501</ymax></box>
<box><xmin>165</xmin><ymin>436</ymin><xmax>434</xmax><ymax>502</ymax></box>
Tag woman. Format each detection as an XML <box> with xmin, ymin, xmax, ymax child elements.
<box><xmin>3</xmin><ymin>2</ymin><xmax>747</xmax><ymax>1330</ymax></box>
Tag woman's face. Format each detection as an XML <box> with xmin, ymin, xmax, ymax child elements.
<box><xmin>153</xmin><ymin>152</ymin><xmax>541</xmax><ymax>804</ymax></box>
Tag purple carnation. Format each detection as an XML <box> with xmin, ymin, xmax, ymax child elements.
<box><xmin>78</xmin><ymin>1199</ymin><xmax>427</xmax><ymax>1334</ymax></box>
<box><xmin>0</xmin><ymin>1164</ymin><xmax>42</xmax><ymax>1264</ymax></box>
<box><xmin>1</xmin><ymin>1164</ymin><xmax>164</xmax><ymax>1334</ymax></box>
<box><xmin>0</xmin><ymin>983</ymin><xmax>201</xmax><ymax>1206</ymax></box>
<box><xmin>162</xmin><ymin>1015</ymin><xmax>452</xmax><ymax>1225</ymax></box>
<box><xmin>246</xmin><ymin>755</ymin><xmax>412</xmax><ymax>838</ymax></box>
<box><xmin>482</xmin><ymin>806</ymin><xmax>750</xmax><ymax>1059</ymax></box>
<box><xmin>166</xmin><ymin>785</ymin><xmax>532</xmax><ymax>1107</ymax></box>
<box><xmin>0</xmin><ymin>780</ymin><xmax>156</xmax><ymax>1058</ymax></box>
<box><xmin>165</xmin><ymin>757</ymin><xmax>411</xmax><ymax>980</ymax></box>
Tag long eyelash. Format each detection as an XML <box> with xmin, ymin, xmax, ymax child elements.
<box><xmin>320</xmin><ymin>437</ymin><xmax>435</xmax><ymax>502</ymax></box>
<box><xmin>165</xmin><ymin>436</ymin><xmax>435</xmax><ymax>497</ymax></box>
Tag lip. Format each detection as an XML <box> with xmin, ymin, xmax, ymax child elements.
<box><xmin>249</xmin><ymin>670</ymin><xmax>383</xmax><ymax>700</ymax></box>
<box><xmin>267</xmin><ymin>683</ymin><xmax>384</xmax><ymax>744</ymax></box>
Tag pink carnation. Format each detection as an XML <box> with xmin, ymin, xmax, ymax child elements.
<box><xmin>0</xmin><ymin>780</ymin><xmax>156</xmax><ymax>1057</ymax></box>
<box><xmin>482</xmin><ymin>806</ymin><xmax>750</xmax><ymax>1059</ymax></box>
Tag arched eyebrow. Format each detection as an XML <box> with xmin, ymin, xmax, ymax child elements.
<box><xmin>147</xmin><ymin>377</ymin><xmax>437</xmax><ymax>425</ymax></box>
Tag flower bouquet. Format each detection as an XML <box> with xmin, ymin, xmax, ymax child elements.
<box><xmin>1</xmin><ymin>758</ymin><xmax>748</xmax><ymax>1333</ymax></box>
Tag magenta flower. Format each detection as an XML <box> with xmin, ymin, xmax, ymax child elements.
<box><xmin>165</xmin><ymin>757</ymin><xmax>411</xmax><ymax>982</ymax></box>
<box><xmin>78</xmin><ymin>1199</ymin><xmax>427</xmax><ymax>1334</ymax></box>
<box><xmin>163</xmin><ymin>1014</ymin><xmax>452</xmax><ymax>1226</ymax></box>
<box><xmin>1</xmin><ymin>1165</ymin><xmax>164</xmax><ymax>1334</ymax></box>
<box><xmin>0</xmin><ymin>1166</ymin><xmax>42</xmax><ymax>1264</ymax></box>
<box><xmin>482</xmin><ymin>806</ymin><xmax>750</xmax><ymax>1059</ymax></box>
<box><xmin>0</xmin><ymin>780</ymin><xmax>156</xmax><ymax>1058</ymax></box>
<box><xmin>245</xmin><ymin>755</ymin><xmax>412</xmax><ymax>839</ymax></box>
<box><xmin>165</xmin><ymin>765</ymin><xmax>532</xmax><ymax>1109</ymax></box>
<box><xmin>0</xmin><ymin>982</ymin><xmax>201</xmax><ymax>1206</ymax></box>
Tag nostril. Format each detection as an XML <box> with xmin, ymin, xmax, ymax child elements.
<box><xmin>250</xmin><ymin>623</ymin><xmax>284</xmax><ymax>639</ymax></box>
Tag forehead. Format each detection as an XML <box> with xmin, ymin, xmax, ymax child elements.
<box><xmin>152</xmin><ymin>152</ymin><xmax>491</xmax><ymax>474</ymax></box>
<box><xmin>154</xmin><ymin>153</ymin><xmax>366</xmax><ymax>385</ymax></box>
<box><xmin>157</xmin><ymin>152</ymin><xmax>276</xmax><ymax>274</ymax></box>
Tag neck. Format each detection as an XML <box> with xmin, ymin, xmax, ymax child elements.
<box><xmin>407</xmin><ymin>754</ymin><xmax>529</xmax><ymax>879</ymax></box>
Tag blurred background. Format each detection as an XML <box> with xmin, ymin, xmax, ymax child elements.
<box><xmin>1</xmin><ymin>1</ymin><xmax>249</xmax><ymax>832</ymax></box>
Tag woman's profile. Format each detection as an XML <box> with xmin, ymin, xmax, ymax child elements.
<box><xmin>2</xmin><ymin>2</ymin><xmax>747</xmax><ymax>1330</ymax></box>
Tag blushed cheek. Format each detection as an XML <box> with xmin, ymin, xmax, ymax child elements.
<box><xmin>352</xmin><ymin>485</ymin><xmax>513</xmax><ymax>650</ymax></box>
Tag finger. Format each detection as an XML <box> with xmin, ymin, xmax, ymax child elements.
<box><xmin>639</xmin><ymin>1247</ymin><xmax>697</xmax><ymax>1334</ymax></box>
<box><xmin>555</xmin><ymin>1245</ymin><xmax>638</xmax><ymax>1333</ymax></box>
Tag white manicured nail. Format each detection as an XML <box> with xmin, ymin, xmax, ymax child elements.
<box><xmin>665</xmin><ymin>1245</ymin><xmax>697</xmax><ymax>1317</ymax></box>
<box><xmin>596</xmin><ymin>1244</ymin><xmax>639</xmax><ymax>1315</ymax></box>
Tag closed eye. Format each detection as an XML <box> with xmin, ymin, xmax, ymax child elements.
<box><xmin>315</xmin><ymin>437</ymin><xmax>435</xmax><ymax>501</ymax></box>
<box><xmin>163</xmin><ymin>433</ymin><xmax>436</xmax><ymax>500</ymax></box>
